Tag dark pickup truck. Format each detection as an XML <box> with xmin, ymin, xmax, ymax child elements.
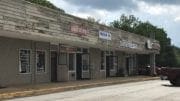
<box><xmin>156</xmin><ymin>67</ymin><xmax>180</xmax><ymax>86</ymax></box>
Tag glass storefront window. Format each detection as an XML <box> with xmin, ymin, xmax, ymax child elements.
<box><xmin>36</xmin><ymin>51</ymin><xmax>46</xmax><ymax>73</ymax></box>
<box><xmin>69</xmin><ymin>53</ymin><xmax>75</xmax><ymax>71</ymax></box>
<box><xmin>82</xmin><ymin>54</ymin><xmax>89</xmax><ymax>71</ymax></box>
<box><xmin>19</xmin><ymin>49</ymin><xmax>30</xmax><ymax>73</ymax></box>
<box><xmin>101</xmin><ymin>51</ymin><xmax>105</xmax><ymax>70</ymax></box>
<box><xmin>109</xmin><ymin>56</ymin><xmax>114</xmax><ymax>70</ymax></box>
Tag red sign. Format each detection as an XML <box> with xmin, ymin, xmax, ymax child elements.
<box><xmin>60</xmin><ymin>45</ymin><xmax>77</xmax><ymax>53</ymax></box>
<box><xmin>152</xmin><ymin>43</ymin><xmax>160</xmax><ymax>50</ymax></box>
<box><xmin>71</xmin><ymin>24</ymin><xmax>88</xmax><ymax>36</ymax></box>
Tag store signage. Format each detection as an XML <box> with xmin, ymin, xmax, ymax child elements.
<box><xmin>71</xmin><ymin>24</ymin><xmax>88</xmax><ymax>36</ymax></box>
<box><xmin>60</xmin><ymin>45</ymin><xmax>77</xmax><ymax>53</ymax></box>
<box><xmin>99</xmin><ymin>31</ymin><xmax>111</xmax><ymax>40</ymax></box>
<box><xmin>119</xmin><ymin>39</ymin><xmax>138</xmax><ymax>49</ymax></box>
<box><xmin>146</xmin><ymin>40</ymin><xmax>152</xmax><ymax>49</ymax></box>
<box><xmin>152</xmin><ymin>43</ymin><xmax>160</xmax><ymax>50</ymax></box>
<box><xmin>146</xmin><ymin>40</ymin><xmax>160</xmax><ymax>50</ymax></box>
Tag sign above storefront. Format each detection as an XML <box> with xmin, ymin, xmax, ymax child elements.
<box><xmin>119</xmin><ymin>39</ymin><xmax>138</xmax><ymax>49</ymax></box>
<box><xmin>71</xmin><ymin>24</ymin><xmax>89</xmax><ymax>36</ymax></box>
<box><xmin>99</xmin><ymin>31</ymin><xmax>111</xmax><ymax>40</ymax></box>
<box><xmin>146</xmin><ymin>40</ymin><xmax>160</xmax><ymax>50</ymax></box>
<box><xmin>152</xmin><ymin>43</ymin><xmax>160</xmax><ymax>50</ymax></box>
<box><xmin>60</xmin><ymin>45</ymin><xmax>77</xmax><ymax>53</ymax></box>
<box><xmin>146</xmin><ymin>40</ymin><xmax>152</xmax><ymax>49</ymax></box>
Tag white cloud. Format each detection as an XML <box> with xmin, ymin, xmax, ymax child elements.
<box><xmin>174</xmin><ymin>16</ymin><xmax>180</xmax><ymax>22</ymax></box>
<box><xmin>138</xmin><ymin>1</ymin><xmax>178</xmax><ymax>16</ymax></box>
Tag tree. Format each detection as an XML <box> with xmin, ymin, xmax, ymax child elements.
<box><xmin>110</xmin><ymin>14</ymin><xmax>140</xmax><ymax>33</ymax></box>
<box><xmin>25</xmin><ymin>0</ymin><xmax>65</xmax><ymax>13</ymax></box>
<box><xmin>110</xmin><ymin>14</ymin><xmax>180</xmax><ymax>67</ymax></box>
<box><xmin>87</xmin><ymin>17</ymin><xmax>101</xmax><ymax>23</ymax></box>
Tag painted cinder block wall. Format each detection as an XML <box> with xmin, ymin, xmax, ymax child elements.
<box><xmin>90</xmin><ymin>48</ymin><xmax>105</xmax><ymax>79</ymax></box>
<box><xmin>0</xmin><ymin>37</ymin><xmax>51</xmax><ymax>86</ymax></box>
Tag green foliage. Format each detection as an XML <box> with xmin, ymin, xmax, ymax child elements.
<box><xmin>110</xmin><ymin>14</ymin><xmax>180</xmax><ymax>67</ymax></box>
<box><xmin>110</xmin><ymin>14</ymin><xmax>140</xmax><ymax>33</ymax></box>
<box><xmin>174</xmin><ymin>46</ymin><xmax>180</xmax><ymax>67</ymax></box>
<box><xmin>25</xmin><ymin>0</ymin><xmax>65</xmax><ymax>13</ymax></box>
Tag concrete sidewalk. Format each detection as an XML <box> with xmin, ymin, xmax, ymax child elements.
<box><xmin>0</xmin><ymin>76</ymin><xmax>159</xmax><ymax>100</ymax></box>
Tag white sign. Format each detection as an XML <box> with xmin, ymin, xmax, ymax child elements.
<box><xmin>99</xmin><ymin>31</ymin><xmax>111</xmax><ymax>40</ymax></box>
<box><xmin>147</xmin><ymin>40</ymin><xmax>152</xmax><ymax>49</ymax></box>
<box><xmin>119</xmin><ymin>39</ymin><xmax>138</xmax><ymax>49</ymax></box>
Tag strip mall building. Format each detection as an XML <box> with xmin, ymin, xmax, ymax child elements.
<box><xmin>0</xmin><ymin>0</ymin><xmax>160</xmax><ymax>86</ymax></box>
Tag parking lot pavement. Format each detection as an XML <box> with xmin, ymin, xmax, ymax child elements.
<box><xmin>0</xmin><ymin>76</ymin><xmax>157</xmax><ymax>100</ymax></box>
<box><xmin>8</xmin><ymin>80</ymin><xmax>180</xmax><ymax>101</ymax></box>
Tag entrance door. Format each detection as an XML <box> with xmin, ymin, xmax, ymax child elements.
<box><xmin>51</xmin><ymin>51</ymin><xmax>57</xmax><ymax>82</ymax></box>
<box><xmin>106</xmin><ymin>56</ymin><xmax>115</xmax><ymax>77</ymax></box>
<box><xmin>76</xmin><ymin>53</ymin><xmax>90</xmax><ymax>80</ymax></box>
<box><xmin>76</xmin><ymin>53</ymin><xmax>82</xmax><ymax>80</ymax></box>
<box><xmin>106</xmin><ymin>56</ymin><xmax>111</xmax><ymax>77</ymax></box>
<box><xmin>81</xmin><ymin>54</ymin><xmax>90</xmax><ymax>79</ymax></box>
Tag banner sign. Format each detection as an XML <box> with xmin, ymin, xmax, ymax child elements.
<box><xmin>99</xmin><ymin>31</ymin><xmax>111</xmax><ymax>40</ymax></box>
<box><xmin>71</xmin><ymin>24</ymin><xmax>88</xmax><ymax>36</ymax></box>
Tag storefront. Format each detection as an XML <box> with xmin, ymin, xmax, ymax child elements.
<box><xmin>0</xmin><ymin>0</ymin><xmax>160</xmax><ymax>86</ymax></box>
<box><xmin>51</xmin><ymin>45</ymin><xmax>90</xmax><ymax>81</ymax></box>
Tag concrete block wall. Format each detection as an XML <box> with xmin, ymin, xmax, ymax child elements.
<box><xmin>89</xmin><ymin>48</ymin><xmax>106</xmax><ymax>79</ymax></box>
<box><xmin>0</xmin><ymin>37</ymin><xmax>51</xmax><ymax>86</ymax></box>
<box><xmin>116</xmin><ymin>52</ymin><xmax>126</xmax><ymax>76</ymax></box>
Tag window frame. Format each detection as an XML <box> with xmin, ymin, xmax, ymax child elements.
<box><xmin>100</xmin><ymin>51</ymin><xmax>106</xmax><ymax>71</ymax></box>
<box><xmin>36</xmin><ymin>50</ymin><xmax>46</xmax><ymax>73</ymax></box>
<box><xmin>19</xmin><ymin>49</ymin><xmax>31</xmax><ymax>74</ymax></box>
<box><xmin>106</xmin><ymin>51</ymin><xmax>117</xmax><ymax>71</ymax></box>
<box><xmin>111</xmin><ymin>56</ymin><xmax>118</xmax><ymax>71</ymax></box>
<box><xmin>82</xmin><ymin>53</ymin><xmax>90</xmax><ymax>71</ymax></box>
<box><xmin>68</xmin><ymin>53</ymin><xmax>76</xmax><ymax>71</ymax></box>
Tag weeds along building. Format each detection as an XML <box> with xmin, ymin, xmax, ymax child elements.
<box><xmin>0</xmin><ymin>0</ymin><xmax>160</xmax><ymax>86</ymax></box>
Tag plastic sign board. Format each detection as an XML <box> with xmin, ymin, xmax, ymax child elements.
<box><xmin>147</xmin><ymin>40</ymin><xmax>152</xmax><ymax>49</ymax></box>
<box><xmin>99</xmin><ymin>31</ymin><xmax>111</xmax><ymax>40</ymax></box>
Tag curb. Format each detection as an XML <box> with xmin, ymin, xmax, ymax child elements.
<box><xmin>0</xmin><ymin>77</ymin><xmax>159</xmax><ymax>100</ymax></box>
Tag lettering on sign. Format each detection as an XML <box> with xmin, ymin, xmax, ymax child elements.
<box><xmin>60</xmin><ymin>45</ymin><xmax>77</xmax><ymax>53</ymax></box>
<box><xmin>71</xmin><ymin>24</ymin><xmax>89</xmax><ymax>36</ymax></box>
<box><xmin>119</xmin><ymin>39</ymin><xmax>138</xmax><ymax>49</ymax></box>
<box><xmin>99</xmin><ymin>31</ymin><xmax>111</xmax><ymax>40</ymax></box>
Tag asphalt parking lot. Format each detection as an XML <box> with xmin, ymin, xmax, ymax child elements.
<box><xmin>8</xmin><ymin>80</ymin><xmax>180</xmax><ymax>101</ymax></box>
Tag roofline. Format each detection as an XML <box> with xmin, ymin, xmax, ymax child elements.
<box><xmin>23</xmin><ymin>0</ymin><xmax>159</xmax><ymax>43</ymax></box>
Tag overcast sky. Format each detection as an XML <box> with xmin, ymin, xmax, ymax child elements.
<box><xmin>48</xmin><ymin>0</ymin><xmax>180</xmax><ymax>47</ymax></box>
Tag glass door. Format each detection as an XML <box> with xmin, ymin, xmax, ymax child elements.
<box><xmin>81</xmin><ymin>54</ymin><xmax>90</xmax><ymax>79</ymax></box>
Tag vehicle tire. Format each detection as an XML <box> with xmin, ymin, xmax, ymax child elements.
<box><xmin>170</xmin><ymin>80</ymin><xmax>176</xmax><ymax>86</ymax></box>
<box><xmin>170</xmin><ymin>78</ymin><xmax>180</xmax><ymax>86</ymax></box>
